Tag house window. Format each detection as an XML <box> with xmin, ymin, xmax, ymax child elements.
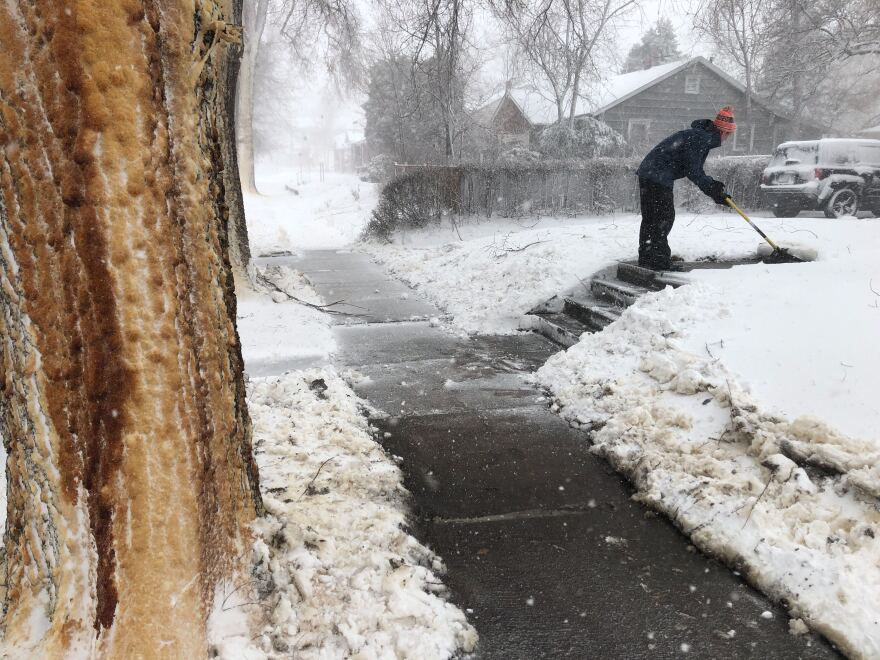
<box><xmin>628</xmin><ymin>119</ymin><xmax>651</xmax><ymax>145</ymax></box>
<box><xmin>685</xmin><ymin>75</ymin><xmax>700</xmax><ymax>94</ymax></box>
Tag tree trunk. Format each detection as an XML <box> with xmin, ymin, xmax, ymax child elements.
<box><xmin>0</xmin><ymin>1</ymin><xmax>263</xmax><ymax>657</ymax></box>
<box><xmin>224</xmin><ymin>0</ymin><xmax>254</xmax><ymax>284</ymax></box>
<box><xmin>568</xmin><ymin>65</ymin><xmax>581</xmax><ymax>126</ymax></box>
<box><xmin>236</xmin><ymin>0</ymin><xmax>268</xmax><ymax>195</ymax></box>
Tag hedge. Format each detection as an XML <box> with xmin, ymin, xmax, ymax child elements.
<box><xmin>364</xmin><ymin>155</ymin><xmax>771</xmax><ymax>240</ymax></box>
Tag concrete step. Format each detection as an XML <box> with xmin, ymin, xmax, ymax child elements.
<box><xmin>616</xmin><ymin>262</ymin><xmax>689</xmax><ymax>290</ymax></box>
<box><xmin>563</xmin><ymin>299</ymin><xmax>622</xmax><ymax>332</ymax></box>
<box><xmin>590</xmin><ymin>278</ymin><xmax>645</xmax><ymax>307</ymax></box>
<box><xmin>523</xmin><ymin>312</ymin><xmax>587</xmax><ymax>347</ymax></box>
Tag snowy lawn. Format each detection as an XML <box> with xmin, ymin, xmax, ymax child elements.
<box><xmin>245</xmin><ymin>162</ymin><xmax>378</xmax><ymax>256</ymax></box>
<box><xmin>367</xmin><ymin>208</ymin><xmax>880</xmax><ymax>656</ymax></box>
<box><xmin>208</xmin><ymin>175</ymin><xmax>476</xmax><ymax>657</ymax></box>
<box><xmin>365</xmin><ymin>209</ymin><xmax>784</xmax><ymax>334</ymax></box>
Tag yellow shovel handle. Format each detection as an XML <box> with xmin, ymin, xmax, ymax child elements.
<box><xmin>725</xmin><ymin>197</ymin><xmax>780</xmax><ymax>251</ymax></box>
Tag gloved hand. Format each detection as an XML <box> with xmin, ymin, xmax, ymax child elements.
<box><xmin>708</xmin><ymin>180</ymin><xmax>729</xmax><ymax>205</ymax></box>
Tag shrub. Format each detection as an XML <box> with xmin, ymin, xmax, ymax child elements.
<box><xmin>362</xmin><ymin>168</ymin><xmax>460</xmax><ymax>240</ymax></box>
<box><xmin>361</xmin><ymin>154</ymin><xmax>396</xmax><ymax>183</ymax></box>
<box><xmin>497</xmin><ymin>147</ymin><xmax>543</xmax><ymax>166</ymax></box>
<box><xmin>537</xmin><ymin>117</ymin><xmax>627</xmax><ymax>160</ymax></box>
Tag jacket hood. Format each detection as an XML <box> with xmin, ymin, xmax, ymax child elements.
<box><xmin>691</xmin><ymin>119</ymin><xmax>722</xmax><ymax>147</ymax></box>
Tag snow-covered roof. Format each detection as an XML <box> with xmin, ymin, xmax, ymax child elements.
<box><xmin>585</xmin><ymin>59</ymin><xmax>690</xmax><ymax>115</ymax></box>
<box><xmin>859</xmin><ymin>124</ymin><xmax>880</xmax><ymax>138</ymax></box>
<box><xmin>585</xmin><ymin>56</ymin><xmax>778</xmax><ymax>117</ymax></box>
<box><xmin>475</xmin><ymin>86</ymin><xmax>560</xmax><ymax>127</ymax></box>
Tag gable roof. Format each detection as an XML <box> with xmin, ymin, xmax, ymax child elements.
<box><xmin>585</xmin><ymin>56</ymin><xmax>789</xmax><ymax>119</ymax></box>
<box><xmin>586</xmin><ymin>59</ymin><xmax>690</xmax><ymax>115</ymax></box>
<box><xmin>859</xmin><ymin>124</ymin><xmax>880</xmax><ymax>138</ymax></box>
<box><xmin>474</xmin><ymin>86</ymin><xmax>560</xmax><ymax>128</ymax></box>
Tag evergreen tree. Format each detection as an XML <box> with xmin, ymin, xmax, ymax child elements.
<box><xmin>623</xmin><ymin>18</ymin><xmax>683</xmax><ymax>73</ymax></box>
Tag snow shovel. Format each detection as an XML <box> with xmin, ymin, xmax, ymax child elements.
<box><xmin>724</xmin><ymin>197</ymin><xmax>817</xmax><ymax>263</ymax></box>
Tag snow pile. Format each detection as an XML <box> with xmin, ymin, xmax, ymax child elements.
<box><xmin>209</xmin><ymin>369</ymin><xmax>477</xmax><ymax>659</ymax></box>
<box><xmin>536</xmin><ymin>283</ymin><xmax>880</xmax><ymax>657</ymax></box>
<box><xmin>237</xmin><ymin>264</ymin><xmax>335</xmax><ymax>374</ymax></box>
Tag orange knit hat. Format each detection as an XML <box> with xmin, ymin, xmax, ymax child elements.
<box><xmin>713</xmin><ymin>106</ymin><xmax>737</xmax><ymax>133</ymax></box>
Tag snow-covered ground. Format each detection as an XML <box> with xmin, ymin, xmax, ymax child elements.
<box><xmin>244</xmin><ymin>161</ymin><xmax>378</xmax><ymax>256</ymax></box>
<box><xmin>210</xmin><ymin>367</ymin><xmax>477</xmax><ymax>658</ymax></box>
<box><xmin>366</xmin><ymin>210</ymin><xmax>774</xmax><ymax>334</ymax></box>
<box><xmin>366</xmin><ymin>207</ymin><xmax>880</xmax><ymax>656</ymax></box>
<box><xmin>237</xmin><ymin>264</ymin><xmax>336</xmax><ymax>375</ymax></box>
<box><xmin>214</xmin><ymin>169</ymin><xmax>476</xmax><ymax>658</ymax></box>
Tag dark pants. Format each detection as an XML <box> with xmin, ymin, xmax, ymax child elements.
<box><xmin>638</xmin><ymin>177</ymin><xmax>675</xmax><ymax>270</ymax></box>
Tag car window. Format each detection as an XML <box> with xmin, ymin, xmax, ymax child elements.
<box><xmin>769</xmin><ymin>143</ymin><xmax>818</xmax><ymax>167</ymax></box>
<box><xmin>819</xmin><ymin>142</ymin><xmax>857</xmax><ymax>165</ymax></box>
<box><xmin>857</xmin><ymin>144</ymin><xmax>880</xmax><ymax>166</ymax></box>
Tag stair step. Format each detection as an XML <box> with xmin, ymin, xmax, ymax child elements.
<box><xmin>523</xmin><ymin>312</ymin><xmax>588</xmax><ymax>347</ymax></box>
<box><xmin>616</xmin><ymin>262</ymin><xmax>688</xmax><ymax>290</ymax></box>
<box><xmin>590</xmin><ymin>279</ymin><xmax>645</xmax><ymax>307</ymax></box>
<box><xmin>563</xmin><ymin>299</ymin><xmax>622</xmax><ymax>332</ymax></box>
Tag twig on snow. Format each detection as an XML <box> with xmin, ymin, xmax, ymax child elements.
<box><xmin>256</xmin><ymin>271</ymin><xmax>366</xmax><ymax>313</ymax></box>
<box><xmin>504</xmin><ymin>239</ymin><xmax>548</xmax><ymax>253</ymax></box>
<box><xmin>741</xmin><ymin>477</ymin><xmax>772</xmax><ymax>530</ymax></box>
<box><xmin>297</xmin><ymin>456</ymin><xmax>339</xmax><ymax>502</ymax></box>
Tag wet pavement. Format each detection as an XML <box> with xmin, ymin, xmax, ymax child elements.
<box><xmin>261</xmin><ymin>249</ymin><xmax>839</xmax><ymax>659</ymax></box>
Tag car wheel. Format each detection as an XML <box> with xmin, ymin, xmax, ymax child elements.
<box><xmin>824</xmin><ymin>188</ymin><xmax>859</xmax><ymax>218</ymax></box>
<box><xmin>772</xmin><ymin>206</ymin><xmax>800</xmax><ymax>218</ymax></box>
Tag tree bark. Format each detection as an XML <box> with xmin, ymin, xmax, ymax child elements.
<box><xmin>224</xmin><ymin>0</ymin><xmax>254</xmax><ymax>281</ymax></box>
<box><xmin>0</xmin><ymin>1</ymin><xmax>262</xmax><ymax>656</ymax></box>
<box><xmin>236</xmin><ymin>0</ymin><xmax>268</xmax><ymax>195</ymax></box>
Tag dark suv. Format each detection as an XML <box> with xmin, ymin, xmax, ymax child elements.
<box><xmin>760</xmin><ymin>139</ymin><xmax>880</xmax><ymax>218</ymax></box>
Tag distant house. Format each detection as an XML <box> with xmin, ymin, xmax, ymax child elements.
<box><xmin>859</xmin><ymin>125</ymin><xmax>880</xmax><ymax>139</ymax></box>
<box><xmin>470</xmin><ymin>83</ymin><xmax>560</xmax><ymax>156</ymax></box>
<box><xmin>333</xmin><ymin>130</ymin><xmax>369</xmax><ymax>172</ymax></box>
<box><xmin>583</xmin><ymin>56</ymin><xmax>824</xmax><ymax>156</ymax></box>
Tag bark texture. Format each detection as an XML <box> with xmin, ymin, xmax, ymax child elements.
<box><xmin>0</xmin><ymin>1</ymin><xmax>261</xmax><ymax>656</ymax></box>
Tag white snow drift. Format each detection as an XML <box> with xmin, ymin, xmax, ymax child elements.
<box><xmin>210</xmin><ymin>369</ymin><xmax>477</xmax><ymax>659</ymax></box>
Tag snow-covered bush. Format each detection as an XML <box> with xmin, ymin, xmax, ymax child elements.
<box><xmin>496</xmin><ymin>147</ymin><xmax>543</xmax><ymax>166</ymax></box>
<box><xmin>537</xmin><ymin>117</ymin><xmax>627</xmax><ymax>160</ymax></box>
<box><xmin>363</xmin><ymin>168</ymin><xmax>460</xmax><ymax>240</ymax></box>
<box><xmin>361</xmin><ymin>154</ymin><xmax>396</xmax><ymax>183</ymax></box>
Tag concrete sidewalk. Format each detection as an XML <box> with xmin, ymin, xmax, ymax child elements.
<box><xmin>258</xmin><ymin>250</ymin><xmax>837</xmax><ymax>659</ymax></box>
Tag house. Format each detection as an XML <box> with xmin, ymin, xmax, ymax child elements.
<box><xmin>333</xmin><ymin>130</ymin><xmax>369</xmax><ymax>172</ymax></box>
<box><xmin>858</xmin><ymin>124</ymin><xmax>880</xmax><ymax>139</ymax></box>
<box><xmin>583</xmin><ymin>56</ymin><xmax>823</xmax><ymax>156</ymax></box>
<box><xmin>470</xmin><ymin>83</ymin><xmax>560</xmax><ymax>155</ymax></box>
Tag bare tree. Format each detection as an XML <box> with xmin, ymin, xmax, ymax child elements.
<box><xmin>491</xmin><ymin>0</ymin><xmax>637</xmax><ymax>126</ymax></box>
<box><xmin>0</xmin><ymin>1</ymin><xmax>262</xmax><ymax>655</ymax></box>
<box><xmin>375</xmin><ymin>0</ymin><xmax>475</xmax><ymax>163</ymax></box>
<box><xmin>235</xmin><ymin>0</ymin><xmax>362</xmax><ymax>195</ymax></box>
<box><xmin>238</xmin><ymin>0</ymin><xmax>270</xmax><ymax>194</ymax></box>
<box><xmin>693</xmin><ymin>0</ymin><xmax>776</xmax><ymax>121</ymax></box>
<box><xmin>491</xmin><ymin>0</ymin><xmax>578</xmax><ymax>123</ymax></box>
<box><xmin>800</xmin><ymin>0</ymin><xmax>880</xmax><ymax>59</ymax></box>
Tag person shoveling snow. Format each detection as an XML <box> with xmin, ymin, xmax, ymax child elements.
<box><xmin>636</xmin><ymin>106</ymin><xmax>736</xmax><ymax>270</ymax></box>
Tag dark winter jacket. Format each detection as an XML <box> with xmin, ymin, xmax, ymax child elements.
<box><xmin>636</xmin><ymin>119</ymin><xmax>722</xmax><ymax>194</ymax></box>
